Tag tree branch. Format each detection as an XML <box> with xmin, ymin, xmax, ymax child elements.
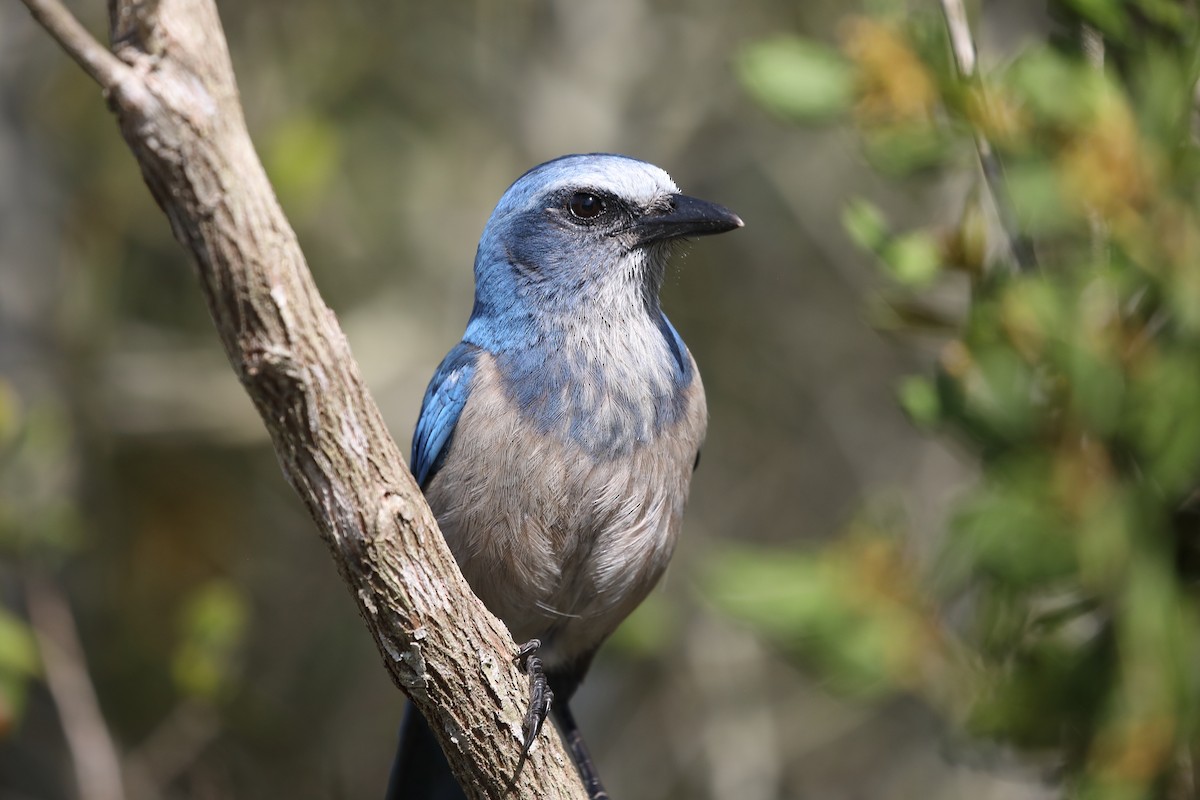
<box><xmin>25</xmin><ymin>576</ymin><xmax>126</xmax><ymax>800</ymax></box>
<box><xmin>938</xmin><ymin>0</ymin><xmax>976</xmax><ymax>77</ymax></box>
<box><xmin>18</xmin><ymin>0</ymin><xmax>130</xmax><ymax>89</ymax></box>
<box><xmin>18</xmin><ymin>0</ymin><xmax>585</xmax><ymax>797</ymax></box>
<box><xmin>938</xmin><ymin>0</ymin><xmax>1037</xmax><ymax>272</ymax></box>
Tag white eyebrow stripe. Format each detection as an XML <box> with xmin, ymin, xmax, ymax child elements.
<box><xmin>509</xmin><ymin>156</ymin><xmax>680</xmax><ymax>212</ymax></box>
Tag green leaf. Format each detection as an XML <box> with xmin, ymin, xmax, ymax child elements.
<box><xmin>172</xmin><ymin>580</ymin><xmax>247</xmax><ymax>701</ymax></box>
<box><xmin>1005</xmin><ymin>48</ymin><xmax>1110</xmax><ymax>128</ymax></box>
<box><xmin>1076</xmin><ymin>489</ymin><xmax>1135</xmax><ymax>589</ymax></box>
<box><xmin>705</xmin><ymin>546</ymin><xmax>827</xmax><ymax>640</ymax></box>
<box><xmin>897</xmin><ymin>375</ymin><xmax>941</xmax><ymax>427</ymax></box>
<box><xmin>949</xmin><ymin>471</ymin><xmax>1076</xmax><ymax>587</ymax></box>
<box><xmin>1126</xmin><ymin>352</ymin><xmax>1200</xmax><ymax>494</ymax></box>
<box><xmin>1065</xmin><ymin>275</ymin><xmax>1127</xmax><ymax>436</ymax></box>
<box><xmin>1129</xmin><ymin>46</ymin><xmax>1190</xmax><ymax>149</ymax></box>
<box><xmin>0</xmin><ymin>608</ymin><xmax>37</xmax><ymax>735</ymax></box>
<box><xmin>881</xmin><ymin>231</ymin><xmax>941</xmax><ymax>286</ymax></box>
<box><xmin>1061</xmin><ymin>0</ymin><xmax>1129</xmax><ymax>37</ymax></box>
<box><xmin>705</xmin><ymin>543</ymin><xmax>926</xmax><ymax>696</ymax></box>
<box><xmin>1069</xmin><ymin>349</ymin><xmax>1124</xmax><ymax>436</ymax></box>
<box><xmin>1135</xmin><ymin>0</ymin><xmax>1189</xmax><ymax>30</ymax></box>
<box><xmin>842</xmin><ymin>198</ymin><xmax>890</xmax><ymax>252</ymax></box>
<box><xmin>0</xmin><ymin>609</ymin><xmax>38</xmax><ymax>677</ymax></box>
<box><xmin>736</xmin><ymin>36</ymin><xmax>854</xmax><ymax>121</ymax></box>
<box><xmin>964</xmin><ymin>346</ymin><xmax>1040</xmax><ymax>444</ymax></box>
<box><xmin>0</xmin><ymin>671</ymin><xmax>31</xmax><ymax>736</ymax></box>
<box><xmin>1006</xmin><ymin>161</ymin><xmax>1072</xmax><ymax>235</ymax></box>
<box><xmin>967</xmin><ymin>634</ymin><xmax>1112</xmax><ymax>747</ymax></box>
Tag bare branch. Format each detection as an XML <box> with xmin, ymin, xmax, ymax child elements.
<box><xmin>1081</xmin><ymin>23</ymin><xmax>1105</xmax><ymax>70</ymax></box>
<box><xmin>17</xmin><ymin>0</ymin><xmax>130</xmax><ymax>90</ymax></box>
<box><xmin>1080</xmin><ymin>24</ymin><xmax>1109</xmax><ymax>266</ymax></box>
<box><xmin>938</xmin><ymin>0</ymin><xmax>1037</xmax><ymax>272</ymax></box>
<box><xmin>22</xmin><ymin>0</ymin><xmax>586</xmax><ymax>796</ymax></box>
<box><xmin>25</xmin><ymin>577</ymin><xmax>126</xmax><ymax>800</ymax></box>
<box><xmin>938</xmin><ymin>0</ymin><xmax>976</xmax><ymax>76</ymax></box>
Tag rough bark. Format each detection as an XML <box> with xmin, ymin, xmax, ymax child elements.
<box><xmin>18</xmin><ymin>0</ymin><xmax>585</xmax><ymax>797</ymax></box>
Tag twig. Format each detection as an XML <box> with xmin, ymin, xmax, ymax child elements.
<box><xmin>17</xmin><ymin>0</ymin><xmax>130</xmax><ymax>90</ymax></box>
<box><xmin>939</xmin><ymin>0</ymin><xmax>976</xmax><ymax>76</ymax></box>
<box><xmin>1080</xmin><ymin>23</ymin><xmax>1105</xmax><ymax>70</ymax></box>
<box><xmin>1080</xmin><ymin>24</ymin><xmax>1110</xmax><ymax>267</ymax></box>
<box><xmin>938</xmin><ymin>0</ymin><xmax>1037</xmax><ymax>272</ymax></box>
<box><xmin>25</xmin><ymin>577</ymin><xmax>126</xmax><ymax>800</ymax></box>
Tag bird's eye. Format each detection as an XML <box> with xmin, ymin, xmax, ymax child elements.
<box><xmin>568</xmin><ymin>192</ymin><xmax>606</xmax><ymax>220</ymax></box>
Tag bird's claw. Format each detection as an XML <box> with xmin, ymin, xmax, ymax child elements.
<box><xmin>504</xmin><ymin>639</ymin><xmax>554</xmax><ymax>794</ymax></box>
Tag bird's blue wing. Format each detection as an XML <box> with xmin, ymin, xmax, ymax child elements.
<box><xmin>411</xmin><ymin>343</ymin><xmax>480</xmax><ymax>489</ymax></box>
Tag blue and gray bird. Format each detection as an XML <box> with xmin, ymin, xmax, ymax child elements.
<box><xmin>387</xmin><ymin>153</ymin><xmax>742</xmax><ymax>799</ymax></box>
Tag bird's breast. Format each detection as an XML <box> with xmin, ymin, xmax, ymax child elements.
<box><xmin>423</xmin><ymin>350</ymin><xmax>706</xmax><ymax>669</ymax></box>
<box><xmin>496</xmin><ymin>312</ymin><xmax>694</xmax><ymax>452</ymax></box>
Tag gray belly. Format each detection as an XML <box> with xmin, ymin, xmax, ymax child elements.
<box><xmin>423</xmin><ymin>357</ymin><xmax>707</xmax><ymax>669</ymax></box>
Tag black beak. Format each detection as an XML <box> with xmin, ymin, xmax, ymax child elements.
<box><xmin>632</xmin><ymin>193</ymin><xmax>744</xmax><ymax>245</ymax></box>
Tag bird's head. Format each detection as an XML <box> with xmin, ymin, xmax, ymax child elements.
<box><xmin>468</xmin><ymin>154</ymin><xmax>742</xmax><ymax>330</ymax></box>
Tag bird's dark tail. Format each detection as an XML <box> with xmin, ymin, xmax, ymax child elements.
<box><xmin>385</xmin><ymin>700</ymin><xmax>608</xmax><ymax>800</ymax></box>
<box><xmin>386</xmin><ymin>654</ymin><xmax>604</xmax><ymax>800</ymax></box>
<box><xmin>385</xmin><ymin>704</ymin><xmax>466</xmax><ymax>800</ymax></box>
<box><xmin>553</xmin><ymin>701</ymin><xmax>610</xmax><ymax>800</ymax></box>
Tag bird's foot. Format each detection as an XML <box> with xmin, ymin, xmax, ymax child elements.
<box><xmin>504</xmin><ymin>639</ymin><xmax>554</xmax><ymax>794</ymax></box>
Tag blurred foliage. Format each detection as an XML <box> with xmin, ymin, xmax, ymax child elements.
<box><xmin>604</xmin><ymin>591</ymin><xmax>681</xmax><ymax>659</ymax></box>
<box><xmin>171</xmin><ymin>580</ymin><xmax>247</xmax><ymax>702</ymax></box>
<box><xmin>0</xmin><ymin>384</ymin><xmax>82</xmax><ymax>558</ymax></box>
<box><xmin>736</xmin><ymin>36</ymin><xmax>855</xmax><ymax>121</ymax></box>
<box><xmin>0</xmin><ymin>379</ymin><xmax>58</xmax><ymax>739</ymax></box>
<box><xmin>0</xmin><ymin>607</ymin><xmax>39</xmax><ymax>738</ymax></box>
<box><xmin>707</xmin><ymin>531</ymin><xmax>953</xmax><ymax>698</ymax></box>
<box><xmin>715</xmin><ymin>1</ymin><xmax>1200</xmax><ymax>798</ymax></box>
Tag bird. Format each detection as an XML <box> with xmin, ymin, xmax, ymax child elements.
<box><xmin>386</xmin><ymin>153</ymin><xmax>742</xmax><ymax>799</ymax></box>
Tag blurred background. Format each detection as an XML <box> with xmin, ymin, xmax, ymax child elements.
<box><xmin>2</xmin><ymin>0</ymin><xmax>1181</xmax><ymax>798</ymax></box>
